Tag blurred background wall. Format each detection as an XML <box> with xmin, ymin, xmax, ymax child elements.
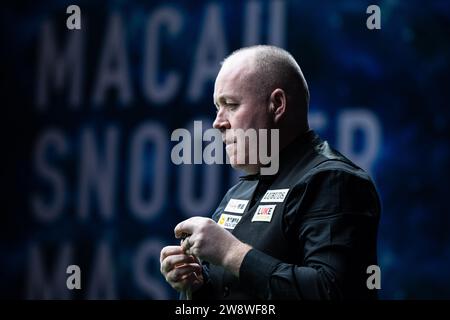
<box><xmin>1</xmin><ymin>0</ymin><xmax>449</xmax><ymax>299</ymax></box>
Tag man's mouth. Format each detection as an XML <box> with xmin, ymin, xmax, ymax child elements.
<box><xmin>223</xmin><ymin>136</ymin><xmax>237</xmax><ymax>145</ymax></box>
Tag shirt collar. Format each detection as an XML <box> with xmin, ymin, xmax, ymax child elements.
<box><xmin>239</xmin><ymin>129</ymin><xmax>320</xmax><ymax>181</ymax></box>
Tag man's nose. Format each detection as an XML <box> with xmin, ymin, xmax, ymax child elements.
<box><xmin>213</xmin><ymin>108</ymin><xmax>231</xmax><ymax>131</ymax></box>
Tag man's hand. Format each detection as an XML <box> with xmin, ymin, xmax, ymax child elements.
<box><xmin>174</xmin><ymin>217</ymin><xmax>252</xmax><ymax>277</ymax></box>
<box><xmin>160</xmin><ymin>245</ymin><xmax>204</xmax><ymax>293</ymax></box>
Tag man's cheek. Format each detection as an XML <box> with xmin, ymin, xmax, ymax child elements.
<box><xmin>225</xmin><ymin>144</ymin><xmax>236</xmax><ymax>162</ymax></box>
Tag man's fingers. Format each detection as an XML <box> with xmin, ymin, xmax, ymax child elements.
<box><xmin>174</xmin><ymin>218</ymin><xmax>197</xmax><ymax>239</ymax></box>
<box><xmin>161</xmin><ymin>254</ymin><xmax>196</xmax><ymax>274</ymax></box>
<box><xmin>160</xmin><ymin>246</ymin><xmax>184</xmax><ymax>263</ymax></box>
<box><xmin>180</xmin><ymin>236</ymin><xmax>192</xmax><ymax>253</ymax></box>
<box><xmin>166</xmin><ymin>263</ymin><xmax>202</xmax><ymax>283</ymax></box>
<box><xmin>175</xmin><ymin>217</ymin><xmax>216</xmax><ymax>239</ymax></box>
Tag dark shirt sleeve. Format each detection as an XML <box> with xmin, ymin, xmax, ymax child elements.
<box><xmin>239</xmin><ymin>169</ymin><xmax>380</xmax><ymax>300</ymax></box>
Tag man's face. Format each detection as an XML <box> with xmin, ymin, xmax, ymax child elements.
<box><xmin>213</xmin><ymin>57</ymin><xmax>273</xmax><ymax>173</ymax></box>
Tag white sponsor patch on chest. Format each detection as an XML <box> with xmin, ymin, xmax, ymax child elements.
<box><xmin>224</xmin><ymin>198</ymin><xmax>249</xmax><ymax>214</ymax></box>
<box><xmin>251</xmin><ymin>204</ymin><xmax>277</xmax><ymax>222</ymax></box>
<box><xmin>261</xmin><ymin>188</ymin><xmax>290</xmax><ymax>203</ymax></box>
<box><xmin>217</xmin><ymin>213</ymin><xmax>242</xmax><ymax>230</ymax></box>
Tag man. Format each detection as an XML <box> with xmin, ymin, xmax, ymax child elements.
<box><xmin>160</xmin><ymin>45</ymin><xmax>380</xmax><ymax>300</ymax></box>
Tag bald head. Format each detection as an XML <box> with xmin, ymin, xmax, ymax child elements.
<box><xmin>220</xmin><ymin>45</ymin><xmax>310</xmax><ymax>127</ymax></box>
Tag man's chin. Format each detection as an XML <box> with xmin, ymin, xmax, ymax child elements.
<box><xmin>229</xmin><ymin>159</ymin><xmax>259</xmax><ymax>175</ymax></box>
<box><xmin>229</xmin><ymin>161</ymin><xmax>243</xmax><ymax>170</ymax></box>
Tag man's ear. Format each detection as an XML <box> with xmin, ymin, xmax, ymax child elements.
<box><xmin>269</xmin><ymin>88</ymin><xmax>287</xmax><ymax>124</ymax></box>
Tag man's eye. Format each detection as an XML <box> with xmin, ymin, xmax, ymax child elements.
<box><xmin>215</xmin><ymin>103</ymin><xmax>238</xmax><ymax>113</ymax></box>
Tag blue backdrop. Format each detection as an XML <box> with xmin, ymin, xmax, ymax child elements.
<box><xmin>1</xmin><ymin>0</ymin><xmax>449</xmax><ymax>299</ymax></box>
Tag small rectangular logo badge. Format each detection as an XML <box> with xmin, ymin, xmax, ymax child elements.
<box><xmin>224</xmin><ymin>199</ymin><xmax>249</xmax><ymax>214</ymax></box>
<box><xmin>261</xmin><ymin>189</ymin><xmax>289</xmax><ymax>203</ymax></box>
<box><xmin>217</xmin><ymin>213</ymin><xmax>242</xmax><ymax>230</ymax></box>
<box><xmin>252</xmin><ymin>205</ymin><xmax>276</xmax><ymax>222</ymax></box>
